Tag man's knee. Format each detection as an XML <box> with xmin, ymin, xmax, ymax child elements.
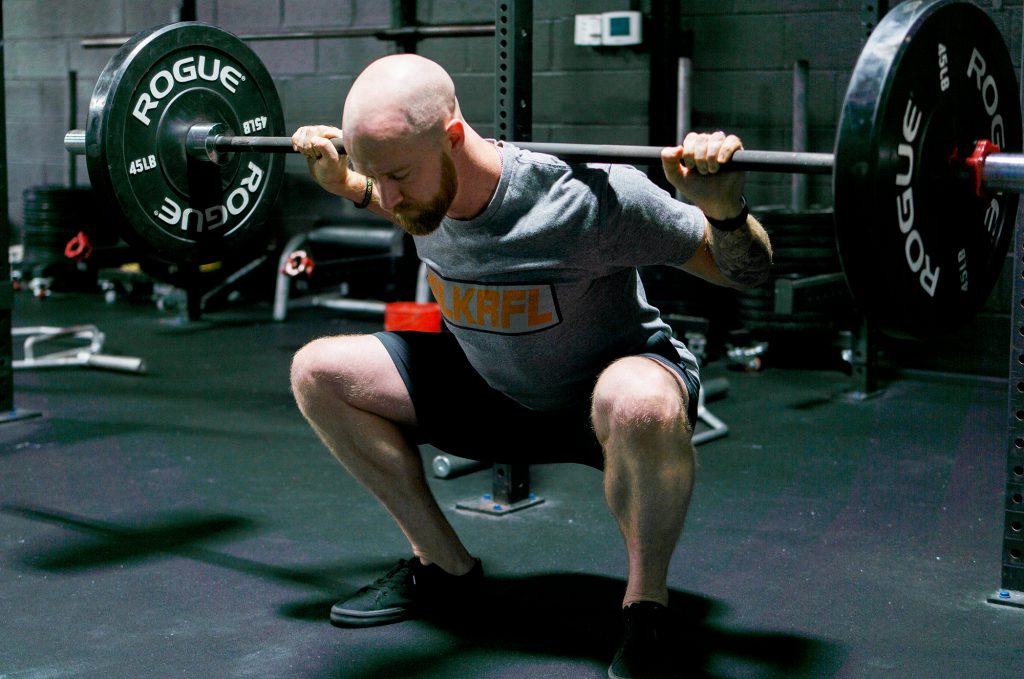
<box><xmin>291</xmin><ymin>336</ymin><xmax>331</xmax><ymax>395</ymax></box>
<box><xmin>291</xmin><ymin>334</ymin><xmax>415</xmax><ymax>426</ymax></box>
<box><xmin>591</xmin><ymin>357</ymin><xmax>690</xmax><ymax>446</ymax></box>
<box><xmin>290</xmin><ymin>335</ymin><xmax>364</xmax><ymax>406</ymax></box>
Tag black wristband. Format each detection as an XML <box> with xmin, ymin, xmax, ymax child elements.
<box><xmin>706</xmin><ymin>195</ymin><xmax>749</xmax><ymax>232</ymax></box>
<box><xmin>353</xmin><ymin>176</ymin><xmax>373</xmax><ymax>209</ymax></box>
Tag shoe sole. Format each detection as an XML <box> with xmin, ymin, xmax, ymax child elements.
<box><xmin>329</xmin><ymin>604</ymin><xmax>413</xmax><ymax>628</ymax></box>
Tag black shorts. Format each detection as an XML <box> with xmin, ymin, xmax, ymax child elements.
<box><xmin>376</xmin><ymin>330</ymin><xmax>700</xmax><ymax>470</ymax></box>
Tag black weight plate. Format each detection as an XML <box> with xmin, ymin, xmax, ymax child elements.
<box><xmin>736</xmin><ymin>308</ymin><xmax>832</xmax><ymax>322</ymax></box>
<box><xmin>771</xmin><ymin>263</ymin><xmax>844</xmax><ymax>276</ymax></box>
<box><xmin>742</xmin><ymin>318</ymin><xmax>838</xmax><ymax>334</ymax></box>
<box><xmin>834</xmin><ymin>0</ymin><xmax>1021</xmax><ymax>340</ymax></box>
<box><xmin>86</xmin><ymin>22</ymin><xmax>285</xmax><ymax>265</ymax></box>
<box><xmin>768</xmin><ymin>233</ymin><xmax>837</xmax><ymax>249</ymax></box>
<box><xmin>751</xmin><ymin>205</ymin><xmax>834</xmax><ymax>222</ymax></box>
<box><xmin>734</xmin><ymin>292</ymin><xmax>772</xmax><ymax>308</ymax></box>
<box><xmin>736</xmin><ymin>286</ymin><xmax>773</xmax><ymax>298</ymax></box>
<box><xmin>772</xmin><ymin>247</ymin><xmax>840</xmax><ymax>261</ymax></box>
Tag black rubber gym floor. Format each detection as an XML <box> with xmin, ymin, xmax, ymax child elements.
<box><xmin>3</xmin><ymin>290</ymin><xmax>1022</xmax><ymax>679</ymax></box>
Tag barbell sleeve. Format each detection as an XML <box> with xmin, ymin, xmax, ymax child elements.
<box><xmin>979</xmin><ymin>155</ymin><xmax>1024</xmax><ymax>192</ymax></box>
<box><xmin>64</xmin><ymin>129</ymin><xmax>86</xmax><ymax>155</ymax></box>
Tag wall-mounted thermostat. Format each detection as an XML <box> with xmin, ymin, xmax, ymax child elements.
<box><xmin>574</xmin><ymin>14</ymin><xmax>603</xmax><ymax>46</ymax></box>
<box><xmin>574</xmin><ymin>11</ymin><xmax>643</xmax><ymax>47</ymax></box>
<box><xmin>601</xmin><ymin>11</ymin><xmax>642</xmax><ymax>46</ymax></box>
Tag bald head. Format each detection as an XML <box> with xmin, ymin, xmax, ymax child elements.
<box><xmin>343</xmin><ymin>54</ymin><xmax>460</xmax><ymax>152</ymax></box>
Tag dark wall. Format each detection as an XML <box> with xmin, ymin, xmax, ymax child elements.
<box><xmin>4</xmin><ymin>0</ymin><xmax>1022</xmax><ymax>376</ymax></box>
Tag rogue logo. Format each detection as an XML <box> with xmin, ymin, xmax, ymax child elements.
<box><xmin>133</xmin><ymin>55</ymin><xmax>244</xmax><ymax>126</ymax></box>
<box><xmin>966</xmin><ymin>47</ymin><xmax>1008</xmax><ymax>249</ymax></box>
<box><xmin>155</xmin><ymin>161</ymin><xmax>264</xmax><ymax>233</ymax></box>
<box><xmin>966</xmin><ymin>48</ymin><xmax>1006</xmax><ymax>147</ymax></box>
<box><xmin>894</xmin><ymin>96</ymin><xmax>939</xmax><ymax>298</ymax></box>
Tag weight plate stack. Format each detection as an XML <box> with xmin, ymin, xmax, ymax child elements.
<box><xmin>20</xmin><ymin>185</ymin><xmax>111</xmax><ymax>289</ymax></box>
<box><xmin>734</xmin><ymin>205</ymin><xmax>855</xmax><ymax>340</ymax></box>
<box><xmin>641</xmin><ymin>264</ymin><xmax>739</xmax><ymax>351</ymax></box>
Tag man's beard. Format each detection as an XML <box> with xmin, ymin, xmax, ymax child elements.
<box><xmin>393</xmin><ymin>152</ymin><xmax>458</xmax><ymax>236</ymax></box>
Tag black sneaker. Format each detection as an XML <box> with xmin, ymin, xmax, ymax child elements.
<box><xmin>608</xmin><ymin>601</ymin><xmax>679</xmax><ymax>679</ymax></box>
<box><xmin>330</xmin><ymin>557</ymin><xmax>483</xmax><ymax>627</ymax></box>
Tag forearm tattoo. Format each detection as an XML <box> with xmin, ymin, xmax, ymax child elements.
<box><xmin>710</xmin><ymin>220</ymin><xmax>772</xmax><ymax>288</ymax></box>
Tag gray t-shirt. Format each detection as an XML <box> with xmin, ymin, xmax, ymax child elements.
<box><xmin>414</xmin><ymin>142</ymin><xmax>706</xmax><ymax>410</ymax></box>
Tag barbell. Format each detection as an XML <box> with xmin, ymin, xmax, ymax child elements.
<box><xmin>64</xmin><ymin>0</ymin><xmax>1023</xmax><ymax>341</ymax></box>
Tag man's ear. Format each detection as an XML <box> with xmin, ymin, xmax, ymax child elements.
<box><xmin>445</xmin><ymin>119</ymin><xmax>465</xmax><ymax>152</ymax></box>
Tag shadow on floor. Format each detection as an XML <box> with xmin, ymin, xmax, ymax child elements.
<box><xmin>302</xmin><ymin>572</ymin><xmax>846</xmax><ymax>679</ymax></box>
<box><xmin>6</xmin><ymin>504</ymin><xmax>846</xmax><ymax>678</ymax></box>
<box><xmin>3</xmin><ymin>503</ymin><xmax>352</xmax><ymax>591</ymax></box>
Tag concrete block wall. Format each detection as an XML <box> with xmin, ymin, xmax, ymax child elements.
<box><xmin>3</xmin><ymin>0</ymin><xmax>1022</xmax><ymax>374</ymax></box>
<box><xmin>682</xmin><ymin>2</ymin><xmax>867</xmax><ymax>209</ymax></box>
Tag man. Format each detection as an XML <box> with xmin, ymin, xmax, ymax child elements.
<box><xmin>290</xmin><ymin>53</ymin><xmax>771</xmax><ymax>679</ymax></box>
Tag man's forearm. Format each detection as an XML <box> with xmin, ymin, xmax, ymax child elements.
<box><xmin>709</xmin><ymin>217</ymin><xmax>773</xmax><ymax>288</ymax></box>
<box><xmin>335</xmin><ymin>170</ymin><xmax>395</xmax><ymax>224</ymax></box>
